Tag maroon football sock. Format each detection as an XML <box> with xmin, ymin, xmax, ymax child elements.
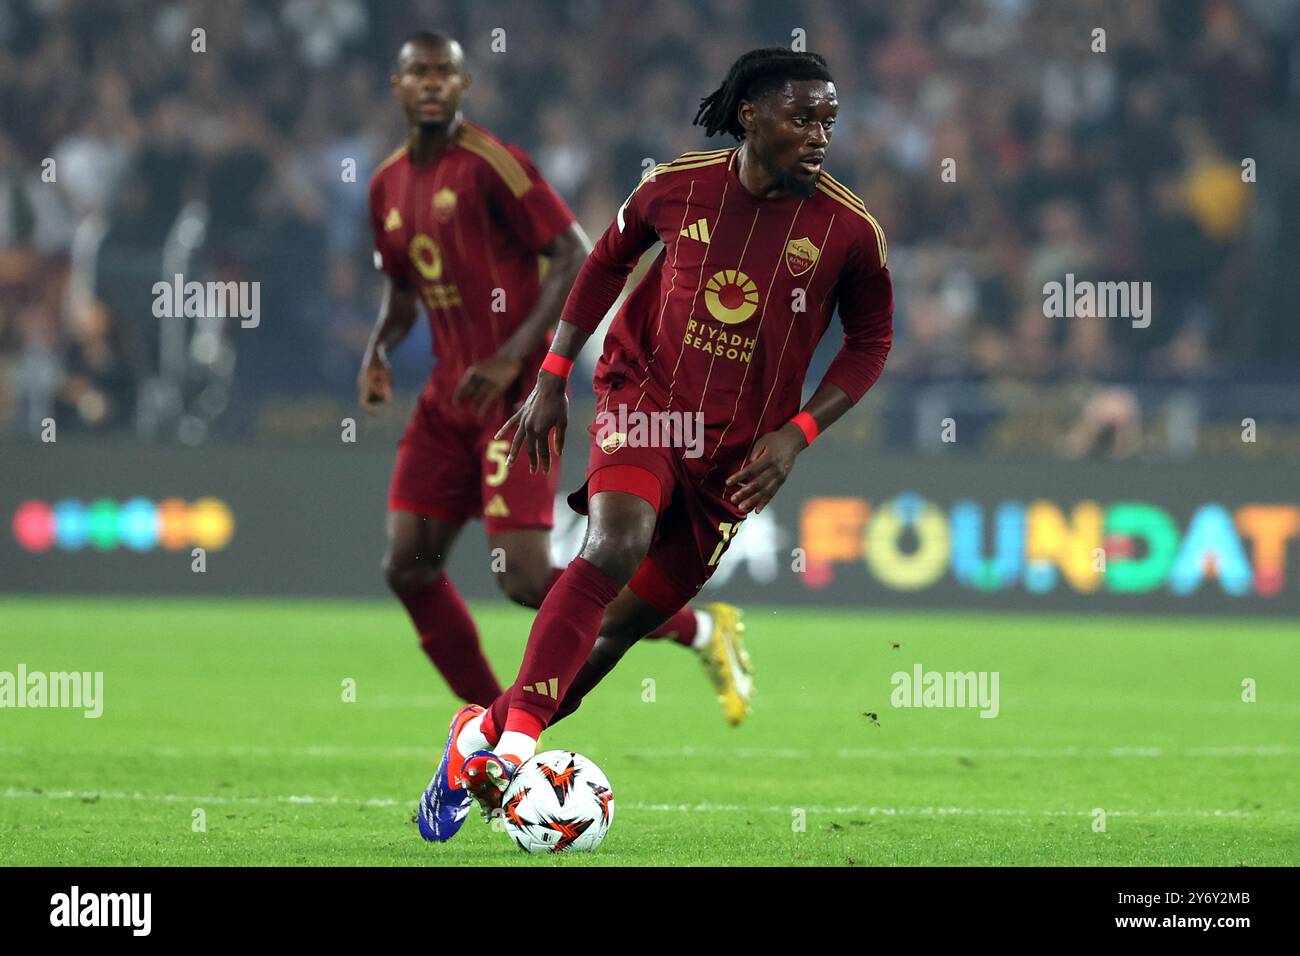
<box><xmin>483</xmin><ymin>691</ymin><xmax>506</xmax><ymax>744</ymax></box>
<box><xmin>483</xmin><ymin>574</ymin><xmax>694</xmax><ymax>738</ymax></box>
<box><xmin>488</xmin><ymin>636</ymin><xmax>631</xmax><ymax>734</ymax></box>
<box><xmin>476</xmin><ymin>567</ymin><xmax>567</xmax><ymax>742</ymax></box>
<box><xmin>539</xmin><ymin>568</ymin><xmax>695</xmax><ymax>648</ymax></box>
<box><xmin>398</xmin><ymin>574</ymin><xmax>501</xmax><ymax>706</ymax></box>
<box><xmin>642</xmin><ymin>606</ymin><xmax>697</xmax><ymax>647</ymax></box>
<box><xmin>507</xmin><ymin>557</ymin><xmax>622</xmax><ymax>728</ymax></box>
<box><xmin>545</xmin><ymin>605</ymin><xmax>697</xmax><ymax>726</ymax></box>
<box><xmin>549</xmin><ymin>651</ymin><xmax>620</xmax><ymax>726</ymax></box>
<box><xmin>541</xmin><ymin>566</ymin><xmax>564</xmax><ymax>594</ymax></box>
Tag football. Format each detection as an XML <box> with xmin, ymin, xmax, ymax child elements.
<box><xmin>499</xmin><ymin>751</ymin><xmax>615</xmax><ymax>853</ymax></box>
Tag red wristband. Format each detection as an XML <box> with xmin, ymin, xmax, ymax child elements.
<box><xmin>540</xmin><ymin>352</ymin><xmax>573</xmax><ymax>379</ymax></box>
<box><xmin>790</xmin><ymin>411</ymin><xmax>819</xmax><ymax>446</ymax></box>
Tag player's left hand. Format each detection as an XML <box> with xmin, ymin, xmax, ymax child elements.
<box><xmin>454</xmin><ymin>355</ymin><xmax>524</xmax><ymax>417</ymax></box>
<box><xmin>495</xmin><ymin>371</ymin><xmax>568</xmax><ymax>474</ymax></box>
<box><xmin>725</xmin><ymin>424</ymin><xmax>807</xmax><ymax>514</ymax></box>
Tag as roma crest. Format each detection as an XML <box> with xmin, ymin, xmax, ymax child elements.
<box><xmin>599</xmin><ymin>431</ymin><xmax>627</xmax><ymax>454</ymax></box>
<box><xmin>432</xmin><ymin>188</ymin><xmax>458</xmax><ymax>224</ymax></box>
<box><xmin>785</xmin><ymin>237</ymin><xmax>820</xmax><ymax>277</ymax></box>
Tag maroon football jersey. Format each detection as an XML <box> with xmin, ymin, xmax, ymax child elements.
<box><xmin>563</xmin><ymin>146</ymin><xmax>892</xmax><ymax>476</ymax></box>
<box><xmin>369</xmin><ymin>121</ymin><xmax>576</xmax><ymax>388</ymax></box>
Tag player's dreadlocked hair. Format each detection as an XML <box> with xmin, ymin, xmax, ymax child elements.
<box><xmin>694</xmin><ymin>48</ymin><xmax>833</xmax><ymax>140</ymax></box>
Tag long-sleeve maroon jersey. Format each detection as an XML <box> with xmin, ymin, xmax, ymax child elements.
<box><xmin>369</xmin><ymin>122</ymin><xmax>576</xmax><ymax>388</ymax></box>
<box><xmin>563</xmin><ymin>146</ymin><xmax>892</xmax><ymax>473</ymax></box>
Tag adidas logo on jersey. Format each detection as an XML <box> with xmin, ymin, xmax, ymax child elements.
<box><xmin>523</xmin><ymin>678</ymin><xmax>560</xmax><ymax>698</ymax></box>
<box><xmin>484</xmin><ymin>494</ymin><xmax>510</xmax><ymax>518</ymax></box>
<box><xmin>384</xmin><ymin>207</ymin><xmax>403</xmax><ymax>231</ymax></box>
<box><xmin>679</xmin><ymin>218</ymin><xmax>711</xmax><ymax>243</ymax></box>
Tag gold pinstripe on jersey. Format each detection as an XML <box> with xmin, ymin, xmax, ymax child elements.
<box><xmin>741</xmin><ymin>211</ymin><xmax>838</xmax><ymax>463</ymax></box>
<box><xmin>706</xmin><ymin>197</ymin><xmax>808</xmax><ymax>462</ymax></box>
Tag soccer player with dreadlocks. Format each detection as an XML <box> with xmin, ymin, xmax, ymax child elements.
<box><xmin>417</xmin><ymin>47</ymin><xmax>893</xmax><ymax>841</ymax></box>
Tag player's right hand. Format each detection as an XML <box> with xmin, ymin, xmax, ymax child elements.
<box><xmin>494</xmin><ymin>372</ymin><xmax>568</xmax><ymax>474</ymax></box>
<box><xmin>358</xmin><ymin>355</ymin><xmax>394</xmax><ymax>414</ymax></box>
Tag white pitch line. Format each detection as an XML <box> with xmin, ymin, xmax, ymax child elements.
<box><xmin>0</xmin><ymin>787</ymin><xmax>406</xmax><ymax>808</ymax></box>
<box><xmin>836</xmin><ymin>744</ymin><xmax>1300</xmax><ymax>759</ymax></box>
<box><xmin>1</xmin><ymin>788</ymin><xmax>1293</xmax><ymax>820</ymax></box>
<box><xmin>2</xmin><ymin>743</ymin><xmax>1296</xmax><ymax>761</ymax></box>
<box><xmin>616</xmin><ymin>744</ymin><xmax>1300</xmax><ymax>760</ymax></box>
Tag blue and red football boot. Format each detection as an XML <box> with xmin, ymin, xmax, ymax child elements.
<box><xmin>416</xmin><ymin>704</ymin><xmax>483</xmax><ymax>842</ymax></box>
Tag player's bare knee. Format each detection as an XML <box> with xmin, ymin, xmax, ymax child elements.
<box><xmin>592</xmin><ymin>630</ymin><xmax>638</xmax><ymax>662</ymax></box>
<box><xmin>497</xmin><ymin>565</ymin><xmax>549</xmax><ymax>609</ymax></box>
<box><xmin>601</xmin><ymin>617</ymin><xmax>643</xmax><ymax>650</ymax></box>
<box><xmin>581</xmin><ymin>506</ymin><xmax>655</xmax><ymax>580</ymax></box>
<box><xmin>580</xmin><ymin>528</ymin><xmax>651</xmax><ymax>585</ymax></box>
<box><xmin>382</xmin><ymin>552</ymin><xmax>443</xmax><ymax>594</ymax></box>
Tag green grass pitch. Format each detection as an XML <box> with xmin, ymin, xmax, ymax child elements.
<box><xmin>1</xmin><ymin>597</ymin><xmax>1296</xmax><ymax>866</ymax></box>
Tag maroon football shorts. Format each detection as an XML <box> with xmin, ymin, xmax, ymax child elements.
<box><xmin>389</xmin><ymin>377</ymin><xmax>558</xmax><ymax>533</ymax></box>
<box><xmin>565</xmin><ymin>394</ymin><xmax>747</xmax><ymax>615</ymax></box>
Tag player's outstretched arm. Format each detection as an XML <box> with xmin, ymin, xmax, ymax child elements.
<box><xmin>495</xmin><ymin>320</ymin><xmax>591</xmax><ymax>474</ymax></box>
<box><xmin>358</xmin><ymin>277</ymin><xmax>419</xmax><ymax>413</ymax></box>
<box><xmin>726</xmin><ymin>382</ymin><xmax>854</xmax><ymax>514</ymax></box>
<box><xmin>494</xmin><ymin>195</ymin><xmax>655</xmax><ymax>473</ymax></box>
<box><xmin>728</xmin><ymin>247</ymin><xmax>893</xmax><ymax>514</ymax></box>
<box><xmin>496</xmin><ymin>179</ymin><xmax>660</xmax><ymax>470</ymax></box>
<box><xmin>454</xmin><ymin>223</ymin><xmax>592</xmax><ymax>417</ymax></box>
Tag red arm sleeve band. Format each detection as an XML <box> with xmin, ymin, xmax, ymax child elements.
<box><xmin>790</xmin><ymin>411</ymin><xmax>820</xmax><ymax>446</ymax></box>
<box><xmin>540</xmin><ymin>353</ymin><xmax>573</xmax><ymax>378</ymax></box>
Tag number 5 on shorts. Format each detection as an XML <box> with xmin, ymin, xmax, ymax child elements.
<box><xmin>707</xmin><ymin>521</ymin><xmax>738</xmax><ymax>567</ymax></box>
<box><xmin>485</xmin><ymin>440</ymin><xmax>511</xmax><ymax>487</ymax></box>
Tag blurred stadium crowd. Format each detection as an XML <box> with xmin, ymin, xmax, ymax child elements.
<box><xmin>2</xmin><ymin>0</ymin><xmax>1298</xmax><ymax>454</ymax></box>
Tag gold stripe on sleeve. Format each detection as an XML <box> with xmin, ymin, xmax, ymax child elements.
<box><xmin>671</xmin><ymin>148</ymin><xmax>734</xmax><ymax>162</ymax></box>
<box><xmin>815</xmin><ymin>180</ymin><xmax>887</xmax><ymax>265</ymax></box>
<box><xmin>817</xmin><ymin>172</ymin><xmax>868</xmax><ymax>209</ymax></box>
<box><xmin>371</xmin><ymin>145</ymin><xmax>407</xmax><ymax>178</ymax></box>
<box><xmin>631</xmin><ymin>153</ymin><xmax>731</xmax><ymax>196</ymax></box>
<box><xmin>460</xmin><ymin>128</ymin><xmax>533</xmax><ymax>197</ymax></box>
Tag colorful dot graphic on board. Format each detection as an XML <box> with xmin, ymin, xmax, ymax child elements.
<box><xmin>12</xmin><ymin>498</ymin><xmax>235</xmax><ymax>553</ymax></box>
